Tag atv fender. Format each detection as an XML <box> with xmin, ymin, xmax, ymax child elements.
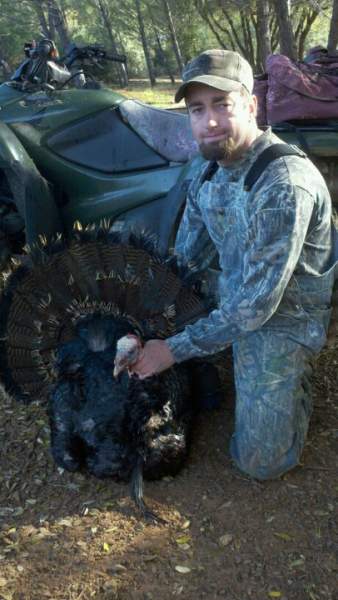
<box><xmin>112</xmin><ymin>155</ymin><xmax>205</xmax><ymax>255</ymax></box>
<box><xmin>0</xmin><ymin>121</ymin><xmax>63</xmax><ymax>246</ymax></box>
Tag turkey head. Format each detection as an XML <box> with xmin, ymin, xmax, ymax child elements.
<box><xmin>113</xmin><ymin>333</ymin><xmax>143</xmax><ymax>377</ymax></box>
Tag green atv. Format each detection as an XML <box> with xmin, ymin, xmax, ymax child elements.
<box><xmin>0</xmin><ymin>39</ymin><xmax>204</xmax><ymax>266</ymax></box>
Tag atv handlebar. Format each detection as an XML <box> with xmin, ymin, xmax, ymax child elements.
<box><xmin>10</xmin><ymin>39</ymin><xmax>127</xmax><ymax>91</ymax></box>
<box><xmin>62</xmin><ymin>44</ymin><xmax>126</xmax><ymax>67</ymax></box>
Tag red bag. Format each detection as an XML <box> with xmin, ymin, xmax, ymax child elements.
<box><xmin>266</xmin><ymin>54</ymin><xmax>338</xmax><ymax>124</ymax></box>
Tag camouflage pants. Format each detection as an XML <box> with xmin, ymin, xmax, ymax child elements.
<box><xmin>230</xmin><ymin>329</ymin><xmax>315</xmax><ymax>480</ymax></box>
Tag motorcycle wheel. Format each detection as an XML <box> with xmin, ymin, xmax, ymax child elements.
<box><xmin>0</xmin><ymin>171</ymin><xmax>25</xmax><ymax>272</ymax></box>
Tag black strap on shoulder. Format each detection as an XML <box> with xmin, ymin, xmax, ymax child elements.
<box><xmin>200</xmin><ymin>160</ymin><xmax>219</xmax><ymax>183</ymax></box>
<box><xmin>199</xmin><ymin>144</ymin><xmax>306</xmax><ymax>190</ymax></box>
<box><xmin>244</xmin><ymin>143</ymin><xmax>306</xmax><ymax>192</ymax></box>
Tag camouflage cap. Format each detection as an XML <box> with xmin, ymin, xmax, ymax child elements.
<box><xmin>175</xmin><ymin>49</ymin><xmax>254</xmax><ymax>103</ymax></box>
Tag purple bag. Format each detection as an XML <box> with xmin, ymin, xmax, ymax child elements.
<box><xmin>266</xmin><ymin>54</ymin><xmax>338</xmax><ymax>124</ymax></box>
<box><xmin>304</xmin><ymin>46</ymin><xmax>338</xmax><ymax>71</ymax></box>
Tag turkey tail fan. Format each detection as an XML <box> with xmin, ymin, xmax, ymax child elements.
<box><xmin>0</xmin><ymin>224</ymin><xmax>209</xmax><ymax>402</ymax></box>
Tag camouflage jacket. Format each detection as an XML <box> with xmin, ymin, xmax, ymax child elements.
<box><xmin>166</xmin><ymin>128</ymin><xmax>335</xmax><ymax>362</ymax></box>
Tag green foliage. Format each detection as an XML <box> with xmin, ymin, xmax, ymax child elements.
<box><xmin>0</xmin><ymin>0</ymin><xmax>38</xmax><ymax>64</ymax></box>
<box><xmin>302</xmin><ymin>11</ymin><xmax>331</xmax><ymax>51</ymax></box>
<box><xmin>0</xmin><ymin>0</ymin><xmax>336</xmax><ymax>84</ymax></box>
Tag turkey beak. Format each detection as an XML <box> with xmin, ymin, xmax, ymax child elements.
<box><xmin>113</xmin><ymin>361</ymin><xmax>124</xmax><ymax>378</ymax></box>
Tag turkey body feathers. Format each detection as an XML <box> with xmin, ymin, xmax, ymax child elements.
<box><xmin>0</xmin><ymin>229</ymin><xmax>208</xmax><ymax>518</ymax></box>
<box><xmin>50</xmin><ymin>314</ymin><xmax>192</xmax><ymax>483</ymax></box>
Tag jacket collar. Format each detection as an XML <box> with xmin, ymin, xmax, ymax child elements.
<box><xmin>215</xmin><ymin>127</ymin><xmax>281</xmax><ymax>182</ymax></box>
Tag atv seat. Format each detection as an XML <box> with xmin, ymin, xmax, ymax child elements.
<box><xmin>119</xmin><ymin>99</ymin><xmax>199</xmax><ymax>163</ymax></box>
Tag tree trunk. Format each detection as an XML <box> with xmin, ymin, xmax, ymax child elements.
<box><xmin>194</xmin><ymin>1</ymin><xmax>229</xmax><ymax>50</ymax></box>
<box><xmin>295</xmin><ymin>8</ymin><xmax>318</xmax><ymax>61</ymax></box>
<box><xmin>148</xmin><ymin>8</ymin><xmax>175</xmax><ymax>83</ymax></box>
<box><xmin>155</xmin><ymin>30</ymin><xmax>175</xmax><ymax>83</ymax></box>
<box><xmin>273</xmin><ymin>0</ymin><xmax>297</xmax><ymax>60</ymax></box>
<box><xmin>328</xmin><ymin>0</ymin><xmax>338</xmax><ymax>52</ymax></box>
<box><xmin>48</xmin><ymin>1</ymin><xmax>56</xmax><ymax>42</ymax></box>
<box><xmin>240</xmin><ymin>11</ymin><xmax>255</xmax><ymax>67</ymax></box>
<box><xmin>47</xmin><ymin>0</ymin><xmax>70</xmax><ymax>52</ymax></box>
<box><xmin>96</xmin><ymin>0</ymin><xmax>128</xmax><ymax>87</ymax></box>
<box><xmin>162</xmin><ymin>0</ymin><xmax>184</xmax><ymax>72</ymax></box>
<box><xmin>256</xmin><ymin>0</ymin><xmax>271</xmax><ymax>72</ymax></box>
<box><xmin>134</xmin><ymin>0</ymin><xmax>156</xmax><ymax>87</ymax></box>
<box><xmin>30</xmin><ymin>0</ymin><xmax>52</xmax><ymax>39</ymax></box>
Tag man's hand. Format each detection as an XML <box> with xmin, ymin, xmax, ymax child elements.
<box><xmin>130</xmin><ymin>340</ymin><xmax>175</xmax><ymax>379</ymax></box>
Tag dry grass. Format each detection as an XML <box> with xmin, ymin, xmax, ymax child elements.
<box><xmin>114</xmin><ymin>78</ymin><xmax>185</xmax><ymax>109</ymax></box>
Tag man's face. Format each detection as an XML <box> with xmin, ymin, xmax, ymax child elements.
<box><xmin>185</xmin><ymin>83</ymin><xmax>257</xmax><ymax>163</ymax></box>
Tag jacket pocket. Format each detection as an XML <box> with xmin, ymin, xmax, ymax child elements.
<box><xmin>198</xmin><ymin>181</ymin><xmax>246</xmax><ymax>247</ymax></box>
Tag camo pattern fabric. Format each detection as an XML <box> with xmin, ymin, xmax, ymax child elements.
<box><xmin>167</xmin><ymin>128</ymin><xmax>334</xmax><ymax>360</ymax></box>
<box><xmin>166</xmin><ymin>128</ymin><xmax>336</xmax><ymax>479</ymax></box>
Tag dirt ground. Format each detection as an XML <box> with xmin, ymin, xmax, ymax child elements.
<box><xmin>0</xmin><ymin>345</ymin><xmax>337</xmax><ymax>600</ymax></box>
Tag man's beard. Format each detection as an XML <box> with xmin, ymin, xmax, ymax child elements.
<box><xmin>199</xmin><ymin>136</ymin><xmax>237</xmax><ymax>161</ymax></box>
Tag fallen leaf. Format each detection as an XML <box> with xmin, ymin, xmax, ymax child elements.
<box><xmin>3</xmin><ymin>538</ymin><xmax>16</xmax><ymax>546</ymax></box>
<box><xmin>219</xmin><ymin>534</ymin><xmax>234</xmax><ymax>547</ymax></box>
<box><xmin>20</xmin><ymin>526</ymin><xmax>37</xmax><ymax>537</ymax></box>
<box><xmin>66</xmin><ymin>483</ymin><xmax>79</xmax><ymax>491</ymax></box>
<box><xmin>103</xmin><ymin>542</ymin><xmax>110</xmax><ymax>553</ymax></box>
<box><xmin>0</xmin><ymin>592</ymin><xmax>13</xmax><ymax>600</ymax></box>
<box><xmin>218</xmin><ymin>501</ymin><xmax>232</xmax><ymax>510</ymax></box>
<box><xmin>111</xmin><ymin>564</ymin><xmax>126</xmax><ymax>572</ymax></box>
<box><xmin>0</xmin><ymin>508</ymin><xmax>14</xmax><ymax>517</ymax></box>
<box><xmin>273</xmin><ymin>532</ymin><xmax>292</xmax><ymax>541</ymax></box>
<box><xmin>176</xmin><ymin>536</ymin><xmax>190</xmax><ymax>545</ymax></box>
<box><xmin>103</xmin><ymin>502</ymin><xmax>116</xmax><ymax>509</ymax></box>
<box><xmin>37</xmin><ymin>528</ymin><xmax>54</xmax><ymax>538</ymax></box>
<box><xmin>143</xmin><ymin>555</ymin><xmax>157</xmax><ymax>562</ymax></box>
<box><xmin>58</xmin><ymin>518</ymin><xmax>73</xmax><ymax>527</ymax></box>
<box><xmin>179</xmin><ymin>544</ymin><xmax>190</xmax><ymax>551</ymax></box>
<box><xmin>181</xmin><ymin>520</ymin><xmax>190</xmax><ymax>530</ymax></box>
<box><xmin>175</xmin><ymin>566</ymin><xmax>191</xmax><ymax>574</ymax></box>
<box><xmin>0</xmin><ymin>577</ymin><xmax>8</xmax><ymax>587</ymax></box>
<box><xmin>289</xmin><ymin>558</ymin><xmax>305</xmax><ymax>568</ymax></box>
<box><xmin>268</xmin><ymin>592</ymin><xmax>282</xmax><ymax>598</ymax></box>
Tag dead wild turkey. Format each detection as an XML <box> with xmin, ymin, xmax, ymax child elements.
<box><xmin>0</xmin><ymin>226</ymin><xmax>210</xmax><ymax>520</ymax></box>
